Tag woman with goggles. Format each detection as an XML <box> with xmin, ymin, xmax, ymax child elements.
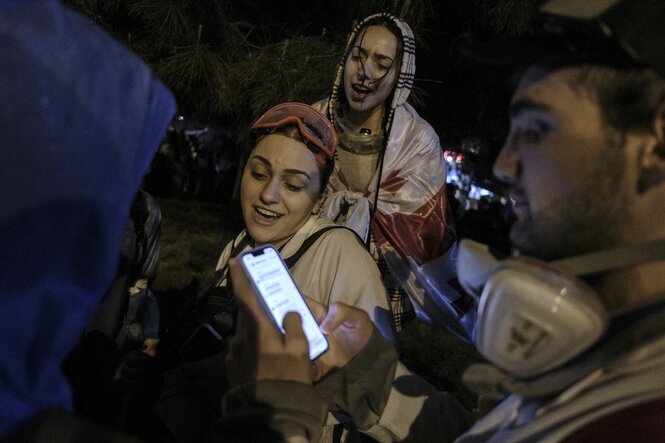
<box><xmin>156</xmin><ymin>103</ymin><xmax>393</xmax><ymax>442</ymax></box>
<box><xmin>220</xmin><ymin>102</ymin><xmax>392</xmax><ymax>339</ymax></box>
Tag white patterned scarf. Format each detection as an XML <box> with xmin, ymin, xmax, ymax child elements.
<box><xmin>322</xmin><ymin>13</ymin><xmax>455</xmax><ymax>265</ymax></box>
<box><xmin>319</xmin><ymin>13</ymin><xmax>458</xmax><ymax>331</ymax></box>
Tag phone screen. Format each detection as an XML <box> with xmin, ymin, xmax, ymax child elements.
<box><xmin>239</xmin><ymin>245</ymin><xmax>328</xmax><ymax>360</ymax></box>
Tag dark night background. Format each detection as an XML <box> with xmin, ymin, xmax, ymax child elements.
<box><xmin>61</xmin><ymin>0</ymin><xmax>537</xmax><ymax>253</ymax></box>
<box><xmin>63</xmin><ymin>0</ymin><xmax>536</xmax><ymax>157</ymax></box>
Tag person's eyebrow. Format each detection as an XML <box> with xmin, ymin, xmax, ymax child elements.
<box><xmin>354</xmin><ymin>44</ymin><xmax>394</xmax><ymax>64</ymax></box>
<box><xmin>251</xmin><ymin>155</ymin><xmax>312</xmax><ymax>181</ymax></box>
<box><xmin>353</xmin><ymin>30</ymin><xmax>395</xmax><ymax>64</ymax></box>
<box><xmin>508</xmin><ymin>98</ymin><xmax>552</xmax><ymax>118</ymax></box>
<box><xmin>375</xmin><ymin>52</ymin><xmax>394</xmax><ymax>64</ymax></box>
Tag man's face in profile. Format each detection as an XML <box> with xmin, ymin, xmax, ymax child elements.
<box><xmin>492</xmin><ymin>66</ymin><xmax>631</xmax><ymax>260</ymax></box>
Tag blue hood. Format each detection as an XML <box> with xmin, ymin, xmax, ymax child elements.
<box><xmin>0</xmin><ymin>0</ymin><xmax>176</xmax><ymax>434</ymax></box>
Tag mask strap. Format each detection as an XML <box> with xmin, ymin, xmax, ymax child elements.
<box><xmin>552</xmin><ymin>237</ymin><xmax>665</xmax><ymax>277</ymax></box>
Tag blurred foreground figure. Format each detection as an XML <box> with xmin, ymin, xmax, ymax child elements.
<box><xmin>214</xmin><ymin>1</ymin><xmax>665</xmax><ymax>441</ymax></box>
<box><xmin>0</xmin><ymin>0</ymin><xmax>175</xmax><ymax>439</ymax></box>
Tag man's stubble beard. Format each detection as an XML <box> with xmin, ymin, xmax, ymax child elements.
<box><xmin>510</xmin><ymin>147</ymin><xmax>630</xmax><ymax>261</ymax></box>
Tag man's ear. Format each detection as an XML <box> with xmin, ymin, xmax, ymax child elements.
<box><xmin>638</xmin><ymin>104</ymin><xmax>665</xmax><ymax>192</ymax></box>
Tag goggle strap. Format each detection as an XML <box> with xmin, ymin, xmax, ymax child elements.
<box><xmin>252</xmin><ymin>115</ymin><xmax>334</xmax><ymax>166</ymax></box>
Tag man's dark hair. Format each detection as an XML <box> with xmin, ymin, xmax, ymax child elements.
<box><xmin>570</xmin><ymin>66</ymin><xmax>665</xmax><ymax>136</ymax></box>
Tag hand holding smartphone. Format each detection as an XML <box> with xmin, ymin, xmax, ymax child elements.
<box><xmin>238</xmin><ymin>245</ymin><xmax>329</xmax><ymax>360</ymax></box>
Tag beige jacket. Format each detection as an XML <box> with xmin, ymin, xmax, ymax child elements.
<box><xmin>216</xmin><ymin>215</ymin><xmax>394</xmax><ymax>341</ymax></box>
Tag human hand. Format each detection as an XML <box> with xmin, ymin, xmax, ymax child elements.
<box><xmin>308</xmin><ymin>301</ymin><xmax>375</xmax><ymax>382</ymax></box>
<box><xmin>225</xmin><ymin>258</ymin><xmax>313</xmax><ymax>387</ymax></box>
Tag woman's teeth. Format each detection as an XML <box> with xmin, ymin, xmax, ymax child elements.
<box><xmin>353</xmin><ymin>84</ymin><xmax>372</xmax><ymax>93</ymax></box>
<box><xmin>256</xmin><ymin>207</ymin><xmax>280</xmax><ymax>218</ymax></box>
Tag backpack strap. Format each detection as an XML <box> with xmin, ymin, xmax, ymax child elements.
<box><xmin>200</xmin><ymin>233</ymin><xmax>251</xmax><ymax>296</ymax></box>
<box><xmin>283</xmin><ymin>225</ymin><xmax>360</xmax><ymax>268</ymax></box>
<box><xmin>201</xmin><ymin>225</ymin><xmax>356</xmax><ymax>295</ymax></box>
<box><xmin>167</xmin><ymin>226</ymin><xmax>359</xmax><ymax>349</ymax></box>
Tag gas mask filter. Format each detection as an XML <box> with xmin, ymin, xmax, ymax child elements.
<box><xmin>458</xmin><ymin>238</ymin><xmax>665</xmax><ymax>378</ymax></box>
<box><xmin>472</xmin><ymin>255</ymin><xmax>606</xmax><ymax>377</ymax></box>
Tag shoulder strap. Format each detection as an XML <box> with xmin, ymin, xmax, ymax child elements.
<box><xmin>206</xmin><ymin>226</ymin><xmax>357</xmax><ymax>292</ymax></box>
<box><xmin>230</xmin><ymin>234</ymin><xmax>252</xmax><ymax>257</ymax></box>
<box><xmin>284</xmin><ymin>225</ymin><xmax>360</xmax><ymax>268</ymax></box>
<box><xmin>196</xmin><ymin>233</ymin><xmax>251</xmax><ymax>300</ymax></box>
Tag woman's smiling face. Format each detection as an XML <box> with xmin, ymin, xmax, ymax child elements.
<box><xmin>240</xmin><ymin>132</ymin><xmax>323</xmax><ymax>248</ymax></box>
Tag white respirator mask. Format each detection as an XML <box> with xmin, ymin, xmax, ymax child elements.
<box><xmin>458</xmin><ymin>238</ymin><xmax>665</xmax><ymax>378</ymax></box>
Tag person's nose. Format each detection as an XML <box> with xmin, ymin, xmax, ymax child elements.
<box><xmin>260</xmin><ymin>177</ymin><xmax>281</xmax><ymax>205</ymax></box>
<box><xmin>355</xmin><ymin>62</ymin><xmax>369</xmax><ymax>81</ymax></box>
<box><xmin>493</xmin><ymin>137</ymin><xmax>521</xmax><ymax>184</ymax></box>
<box><xmin>354</xmin><ymin>60</ymin><xmax>376</xmax><ymax>82</ymax></box>
<box><xmin>364</xmin><ymin>62</ymin><xmax>385</xmax><ymax>82</ymax></box>
<box><xmin>363</xmin><ymin>63</ymin><xmax>377</xmax><ymax>81</ymax></box>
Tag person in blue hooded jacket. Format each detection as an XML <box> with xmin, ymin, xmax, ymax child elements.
<box><xmin>0</xmin><ymin>0</ymin><xmax>175</xmax><ymax>439</ymax></box>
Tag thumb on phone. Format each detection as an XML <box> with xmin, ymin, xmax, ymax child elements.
<box><xmin>282</xmin><ymin>311</ymin><xmax>309</xmax><ymax>356</ymax></box>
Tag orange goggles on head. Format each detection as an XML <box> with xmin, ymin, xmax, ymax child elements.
<box><xmin>250</xmin><ymin>102</ymin><xmax>338</xmax><ymax>167</ymax></box>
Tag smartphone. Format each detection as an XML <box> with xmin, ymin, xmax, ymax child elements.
<box><xmin>238</xmin><ymin>245</ymin><xmax>328</xmax><ymax>360</ymax></box>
